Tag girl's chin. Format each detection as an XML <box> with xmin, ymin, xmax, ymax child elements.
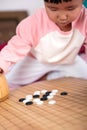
<box><xmin>57</xmin><ymin>22</ymin><xmax>70</xmax><ymax>27</ymax></box>
<box><xmin>56</xmin><ymin>23</ymin><xmax>72</xmax><ymax>31</ymax></box>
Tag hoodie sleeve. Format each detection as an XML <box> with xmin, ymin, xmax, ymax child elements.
<box><xmin>0</xmin><ymin>15</ymin><xmax>36</xmax><ymax>73</ymax></box>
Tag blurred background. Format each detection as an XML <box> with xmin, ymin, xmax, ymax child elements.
<box><xmin>83</xmin><ymin>0</ymin><xmax>87</xmax><ymax>8</ymax></box>
<box><xmin>0</xmin><ymin>0</ymin><xmax>44</xmax><ymax>15</ymax></box>
<box><xmin>0</xmin><ymin>0</ymin><xmax>44</xmax><ymax>45</ymax></box>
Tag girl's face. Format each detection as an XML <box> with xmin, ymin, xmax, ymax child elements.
<box><xmin>44</xmin><ymin>0</ymin><xmax>83</xmax><ymax>31</ymax></box>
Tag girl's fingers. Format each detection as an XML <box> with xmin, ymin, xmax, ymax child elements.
<box><xmin>0</xmin><ymin>68</ymin><xmax>4</xmax><ymax>73</ymax></box>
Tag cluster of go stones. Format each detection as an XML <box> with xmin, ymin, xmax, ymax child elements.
<box><xmin>19</xmin><ymin>89</ymin><xmax>68</xmax><ymax>105</ymax></box>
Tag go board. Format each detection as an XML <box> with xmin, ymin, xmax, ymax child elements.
<box><xmin>0</xmin><ymin>78</ymin><xmax>87</xmax><ymax>130</ymax></box>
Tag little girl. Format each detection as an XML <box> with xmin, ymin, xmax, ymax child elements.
<box><xmin>0</xmin><ymin>0</ymin><xmax>87</xmax><ymax>86</ymax></box>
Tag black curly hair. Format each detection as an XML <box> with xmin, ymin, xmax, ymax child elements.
<box><xmin>44</xmin><ymin>0</ymin><xmax>72</xmax><ymax>4</ymax></box>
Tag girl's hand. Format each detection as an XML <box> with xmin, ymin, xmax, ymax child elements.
<box><xmin>0</xmin><ymin>68</ymin><xmax>4</xmax><ymax>73</ymax></box>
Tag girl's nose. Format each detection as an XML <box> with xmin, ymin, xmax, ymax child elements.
<box><xmin>57</xmin><ymin>11</ymin><xmax>68</xmax><ymax>21</ymax></box>
<box><xmin>59</xmin><ymin>15</ymin><xmax>68</xmax><ymax>21</ymax></box>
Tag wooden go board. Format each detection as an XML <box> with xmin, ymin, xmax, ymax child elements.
<box><xmin>0</xmin><ymin>78</ymin><xmax>87</xmax><ymax>130</ymax></box>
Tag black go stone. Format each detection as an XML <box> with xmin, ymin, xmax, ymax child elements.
<box><xmin>40</xmin><ymin>97</ymin><xmax>48</xmax><ymax>101</ymax></box>
<box><xmin>43</xmin><ymin>94</ymin><xmax>48</xmax><ymax>98</ymax></box>
<box><xmin>19</xmin><ymin>98</ymin><xmax>26</xmax><ymax>102</ymax></box>
<box><xmin>33</xmin><ymin>94</ymin><xmax>40</xmax><ymax>98</ymax></box>
<box><xmin>25</xmin><ymin>101</ymin><xmax>33</xmax><ymax>105</ymax></box>
<box><xmin>45</xmin><ymin>91</ymin><xmax>51</xmax><ymax>95</ymax></box>
<box><xmin>60</xmin><ymin>92</ymin><xmax>68</xmax><ymax>96</ymax></box>
<box><xmin>42</xmin><ymin>91</ymin><xmax>52</xmax><ymax>98</ymax></box>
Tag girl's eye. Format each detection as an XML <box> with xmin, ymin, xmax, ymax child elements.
<box><xmin>49</xmin><ymin>7</ymin><xmax>58</xmax><ymax>11</ymax></box>
<box><xmin>68</xmin><ymin>8</ymin><xmax>74</xmax><ymax>10</ymax></box>
<box><xmin>67</xmin><ymin>7</ymin><xmax>76</xmax><ymax>11</ymax></box>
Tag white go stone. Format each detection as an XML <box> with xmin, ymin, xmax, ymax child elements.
<box><xmin>48</xmin><ymin>100</ymin><xmax>56</xmax><ymax>105</ymax></box>
<box><xmin>36</xmin><ymin>101</ymin><xmax>44</xmax><ymax>105</ymax></box>
<box><xmin>41</xmin><ymin>89</ymin><xmax>47</xmax><ymax>94</ymax></box>
<box><xmin>47</xmin><ymin>95</ymin><xmax>54</xmax><ymax>99</ymax></box>
<box><xmin>52</xmin><ymin>89</ymin><xmax>58</xmax><ymax>93</ymax></box>
<box><xmin>33</xmin><ymin>91</ymin><xmax>40</xmax><ymax>95</ymax></box>
<box><xmin>33</xmin><ymin>98</ymin><xmax>40</xmax><ymax>103</ymax></box>
<box><xmin>26</xmin><ymin>95</ymin><xmax>33</xmax><ymax>100</ymax></box>
<box><xmin>23</xmin><ymin>99</ymin><xmax>30</xmax><ymax>104</ymax></box>
<box><xmin>49</xmin><ymin>92</ymin><xmax>56</xmax><ymax>96</ymax></box>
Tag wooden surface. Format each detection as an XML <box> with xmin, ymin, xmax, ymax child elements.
<box><xmin>0</xmin><ymin>78</ymin><xmax>87</xmax><ymax>130</ymax></box>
